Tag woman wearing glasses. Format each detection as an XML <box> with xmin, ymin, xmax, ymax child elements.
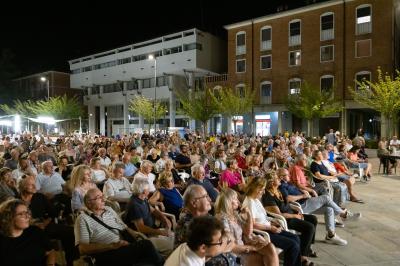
<box><xmin>215</xmin><ymin>188</ymin><xmax>279</xmax><ymax>266</ymax></box>
<box><xmin>0</xmin><ymin>199</ymin><xmax>56</xmax><ymax>266</ymax></box>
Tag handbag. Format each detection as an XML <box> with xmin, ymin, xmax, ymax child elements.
<box><xmin>84</xmin><ymin>211</ymin><xmax>137</xmax><ymax>243</ymax></box>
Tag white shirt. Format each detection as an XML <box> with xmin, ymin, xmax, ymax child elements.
<box><xmin>389</xmin><ymin>139</ymin><xmax>400</xmax><ymax>146</ymax></box>
<box><xmin>91</xmin><ymin>169</ymin><xmax>106</xmax><ymax>183</ymax></box>
<box><xmin>321</xmin><ymin>160</ymin><xmax>339</xmax><ymax>182</ymax></box>
<box><xmin>242</xmin><ymin>197</ymin><xmax>271</xmax><ymax>227</ymax></box>
<box><xmin>103</xmin><ymin>177</ymin><xmax>132</xmax><ymax>200</ymax></box>
<box><xmin>133</xmin><ymin>171</ymin><xmax>156</xmax><ymax>192</ymax></box>
<box><xmin>165</xmin><ymin>243</ymin><xmax>205</xmax><ymax>266</ymax></box>
<box><xmin>99</xmin><ymin>156</ymin><xmax>111</xmax><ymax>167</ymax></box>
<box><xmin>36</xmin><ymin>172</ymin><xmax>66</xmax><ymax>196</ymax></box>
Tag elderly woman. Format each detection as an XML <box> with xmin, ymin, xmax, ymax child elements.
<box><xmin>215</xmin><ymin>188</ymin><xmax>279</xmax><ymax>266</ymax></box>
<box><xmin>243</xmin><ymin>177</ymin><xmax>301</xmax><ymax>266</ymax></box>
<box><xmin>219</xmin><ymin>159</ymin><xmax>246</xmax><ymax>192</ymax></box>
<box><xmin>0</xmin><ymin>167</ymin><xmax>18</xmax><ymax>202</ymax></box>
<box><xmin>0</xmin><ymin>199</ymin><xmax>56</xmax><ymax>266</ymax></box>
<box><xmin>246</xmin><ymin>155</ymin><xmax>265</xmax><ymax>179</ymax></box>
<box><xmin>263</xmin><ymin>171</ymin><xmax>317</xmax><ymax>266</ymax></box>
<box><xmin>150</xmin><ymin>171</ymin><xmax>183</xmax><ymax>219</ymax></box>
<box><xmin>70</xmin><ymin>165</ymin><xmax>97</xmax><ymax>212</ymax></box>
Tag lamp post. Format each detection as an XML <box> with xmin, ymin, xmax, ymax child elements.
<box><xmin>40</xmin><ymin>76</ymin><xmax>50</xmax><ymax>100</ymax></box>
<box><xmin>148</xmin><ymin>54</ymin><xmax>157</xmax><ymax>134</ymax></box>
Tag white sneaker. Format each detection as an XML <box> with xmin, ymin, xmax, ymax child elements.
<box><xmin>342</xmin><ymin>211</ymin><xmax>362</xmax><ymax>221</ymax></box>
<box><xmin>325</xmin><ymin>233</ymin><xmax>348</xmax><ymax>246</ymax></box>
<box><xmin>335</xmin><ymin>219</ymin><xmax>345</xmax><ymax>228</ymax></box>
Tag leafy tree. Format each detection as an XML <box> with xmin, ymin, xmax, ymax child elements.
<box><xmin>285</xmin><ymin>81</ymin><xmax>342</xmax><ymax>136</ymax></box>
<box><xmin>34</xmin><ymin>95</ymin><xmax>83</xmax><ymax>119</ymax></box>
<box><xmin>129</xmin><ymin>95</ymin><xmax>167</xmax><ymax>132</ymax></box>
<box><xmin>349</xmin><ymin>68</ymin><xmax>400</xmax><ymax>137</ymax></box>
<box><xmin>212</xmin><ymin>86</ymin><xmax>256</xmax><ymax>134</ymax></box>
<box><xmin>0</xmin><ymin>99</ymin><xmax>37</xmax><ymax>116</ymax></box>
<box><xmin>176</xmin><ymin>88</ymin><xmax>220</xmax><ymax>136</ymax></box>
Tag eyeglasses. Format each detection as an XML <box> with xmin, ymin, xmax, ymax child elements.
<box><xmin>207</xmin><ymin>235</ymin><xmax>231</xmax><ymax>246</ymax></box>
<box><xmin>15</xmin><ymin>210</ymin><xmax>31</xmax><ymax>218</ymax></box>
<box><xmin>194</xmin><ymin>194</ymin><xmax>210</xmax><ymax>201</ymax></box>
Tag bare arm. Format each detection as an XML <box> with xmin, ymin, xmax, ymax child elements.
<box><xmin>132</xmin><ymin>218</ymin><xmax>167</xmax><ymax>236</ymax></box>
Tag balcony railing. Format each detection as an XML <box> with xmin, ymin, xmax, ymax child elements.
<box><xmin>261</xmin><ymin>40</ymin><xmax>272</xmax><ymax>51</ymax></box>
<box><xmin>357</xmin><ymin>22</ymin><xmax>371</xmax><ymax>35</ymax></box>
<box><xmin>289</xmin><ymin>35</ymin><xmax>301</xmax><ymax>46</ymax></box>
<box><xmin>321</xmin><ymin>29</ymin><xmax>334</xmax><ymax>41</ymax></box>
<box><xmin>236</xmin><ymin>45</ymin><xmax>246</xmax><ymax>55</ymax></box>
<box><xmin>204</xmin><ymin>74</ymin><xmax>228</xmax><ymax>84</ymax></box>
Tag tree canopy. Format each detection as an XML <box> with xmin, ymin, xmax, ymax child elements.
<box><xmin>129</xmin><ymin>95</ymin><xmax>167</xmax><ymax>131</ymax></box>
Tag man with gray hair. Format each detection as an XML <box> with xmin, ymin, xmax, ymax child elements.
<box><xmin>36</xmin><ymin>160</ymin><xmax>66</xmax><ymax>198</ymax></box>
<box><xmin>186</xmin><ymin>164</ymin><xmax>219</xmax><ymax>202</ymax></box>
<box><xmin>124</xmin><ymin>179</ymin><xmax>174</xmax><ymax>256</ymax></box>
<box><xmin>74</xmin><ymin>188</ymin><xmax>163</xmax><ymax>266</ymax></box>
<box><xmin>103</xmin><ymin>163</ymin><xmax>132</xmax><ymax>204</ymax></box>
<box><xmin>133</xmin><ymin>160</ymin><xmax>156</xmax><ymax>193</ymax></box>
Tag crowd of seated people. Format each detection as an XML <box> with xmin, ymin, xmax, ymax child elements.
<box><xmin>0</xmin><ymin>130</ymin><xmax>372</xmax><ymax>265</ymax></box>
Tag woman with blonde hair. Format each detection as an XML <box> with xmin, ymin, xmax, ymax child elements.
<box><xmin>243</xmin><ymin>177</ymin><xmax>301</xmax><ymax>266</ymax></box>
<box><xmin>70</xmin><ymin>165</ymin><xmax>96</xmax><ymax>212</ymax></box>
<box><xmin>215</xmin><ymin>188</ymin><xmax>279</xmax><ymax>266</ymax></box>
<box><xmin>149</xmin><ymin>171</ymin><xmax>183</xmax><ymax>219</ymax></box>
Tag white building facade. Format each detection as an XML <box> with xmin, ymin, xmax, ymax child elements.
<box><xmin>68</xmin><ymin>28</ymin><xmax>226</xmax><ymax>136</ymax></box>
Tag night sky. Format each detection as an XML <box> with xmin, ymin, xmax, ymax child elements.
<box><xmin>0</xmin><ymin>0</ymin><xmax>329</xmax><ymax>76</ymax></box>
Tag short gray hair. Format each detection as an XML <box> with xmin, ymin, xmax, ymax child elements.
<box><xmin>113</xmin><ymin>162</ymin><xmax>125</xmax><ymax>172</ymax></box>
<box><xmin>191</xmin><ymin>164</ymin><xmax>204</xmax><ymax>176</ymax></box>
<box><xmin>132</xmin><ymin>179</ymin><xmax>150</xmax><ymax>195</ymax></box>
<box><xmin>140</xmin><ymin>160</ymin><xmax>153</xmax><ymax>170</ymax></box>
<box><xmin>183</xmin><ymin>184</ymin><xmax>203</xmax><ymax>207</ymax></box>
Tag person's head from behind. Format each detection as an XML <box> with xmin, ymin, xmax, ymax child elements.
<box><xmin>0</xmin><ymin>199</ymin><xmax>30</xmax><ymax>237</ymax></box>
<box><xmin>132</xmin><ymin>179</ymin><xmax>150</xmax><ymax>198</ymax></box>
<box><xmin>187</xmin><ymin>216</ymin><xmax>225</xmax><ymax>258</ymax></box>
<box><xmin>183</xmin><ymin>185</ymin><xmax>211</xmax><ymax>215</ymax></box>
<box><xmin>84</xmin><ymin>188</ymin><xmax>105</xmax><ymax>212</ymax></box>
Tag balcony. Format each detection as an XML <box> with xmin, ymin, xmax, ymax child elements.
<box><xmin>236</xmin><ymin>45</ymin><xmax>246</xmax><ymax>55</ymax></box>
<box><xmin>261</xmin><ymin>40</ymin><xmax>272</xmax><ymax>51</ymax></box>
<box><xmin>357</xmin><ymin>22</ymin><xmax>371</xmax><ymax>35</ymax></box>
<box><xmin>289</xmin><ymin>35</ymin><xmax>301</xmax><ymax>46</ymax></box>
<box><xmin>321</xmin><ymin>29</ymin><xmax>334</xmax><ymax>41</ymax></box>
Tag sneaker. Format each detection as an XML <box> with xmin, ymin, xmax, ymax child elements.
<box><xmin>335</xmin><ymin>219</ymin><xmax>345</xmax><ymax>228</ymax></box>
<box><xmin>325</xmin><ymin>233</ymin><xmax>348</xmax><ymax>246</ymax></box>
<box><xmin>342</xmin><ymin>211</ymin><xmax>362</xmax><ymax>221</ymax></box>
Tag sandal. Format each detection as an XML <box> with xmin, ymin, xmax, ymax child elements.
<box><xmin>350</xmin><ymin>198</ymin><xmax>365</xmax><ymax>204</ymax></box>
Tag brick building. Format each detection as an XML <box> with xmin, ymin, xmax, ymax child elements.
<box><xmin>206</xmin><ymin>0</ymin><xmax>400</xmax><ymax>138</ymax></box>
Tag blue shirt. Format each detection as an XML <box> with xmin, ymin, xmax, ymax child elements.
<box><xmin>124</xmin><ymin>163</ymin><xmax>137</xmax><ymax>177</ymax></box>
<box><xmin>279</xmin><ymin>181</ymin><xmax>305</xmax><ymax>204</ymax></box>
<box><xmin>187</xmin><ymin>178</ymin><xmax>219</xmax><ymax>202</ymax></box>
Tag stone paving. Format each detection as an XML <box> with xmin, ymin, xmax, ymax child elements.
<box><xmin>311</xmin><ymin>150</ymin><xmax>400</xmax><ymax>266</ymax></box>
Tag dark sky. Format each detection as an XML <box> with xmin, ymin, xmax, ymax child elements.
<box><xmin>1</xmin><ymin>0</ymin><xmax>328</xmax><ymax>76</ymax></box>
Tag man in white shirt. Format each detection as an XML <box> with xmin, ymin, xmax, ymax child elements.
<box><xmin>389</xmin><ymin>136</ymin><xmax>400</xmax><ymax>149</ymax></box>
<box><xmin>165</xmin><ymin>216</ymin><xmax>225</xmax><ymax>266</ymax></box>
<box><xmin>36</xmin><ymin>160</ymin><xmax>66</xmax><ymax>198</ymax></box>
<box><xmin>98</xmin><ymin>148</ymin><xmax>111</xmax><ymax>168</ymax></box>
<box><xmin>133</xmin><ymin>160</ymin><xmax>156</xmax><ymax>192</ymax></box>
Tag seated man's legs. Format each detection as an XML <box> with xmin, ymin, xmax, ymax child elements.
<box><xmin>149</xmin><ymin>234</ymin><xmax>175</xmax><ymax>257</ymax></box>
<box><xmin>331</xmin><ymin>182</ymin><xmax>348</xmax><ymax>207</ymax></box>
<box><xmin>269</xmin><ymin>231</ymin><xmax>301</xmax><ymax>266</ymax></box>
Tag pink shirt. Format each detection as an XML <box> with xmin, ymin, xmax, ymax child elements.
<box><xmin>289</xmin><ymin>165</ymin><xmax>307</xmax><ymax>186</ymax></box>
<box><xmin>220</xmin><ymin>170</ymin><xmax>242</xmax><ymax>188</ymax></box>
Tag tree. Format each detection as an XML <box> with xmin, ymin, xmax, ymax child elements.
<box><xmin>0</xmin><ymin>99</ymin><xmax>37</xmax><ymax>116</ymax></box>
<box><xmin>129</xmin><ymin>95</ymin><xmax>167</xmax><ymax>132</ymax></box>
<box><xmin>212</xmin><ymin>86</ymin><xmax>256</xmax><ymax>134</ymax></box>
<box><xmin>176</xmin><ymin>88</ymin><xmax>220</xmax><ymax>136</ymax></box>
<box><xmin>349</xmin><ymin>68</ymin><xmax>400</xmax><ymax>138</ymax></box>
<box><xmin>285</xmin><ymin>81</ymin><xmax>342</xmax><ymax>136</ymax></box>
<box><xmin>34</xmin><ymin>95</ymin><xmax>83</xmax><ymax>119</ymax></box>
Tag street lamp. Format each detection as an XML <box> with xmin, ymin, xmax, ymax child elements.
<box><xmin>40</xmin><ymin>76</ymin><xmax>50</xmax><ymax>100</ymax></box>
<box><xmin>148</xmin><ymin>54</ymin><xmax>157</xmax><ymax>134</ymax></box>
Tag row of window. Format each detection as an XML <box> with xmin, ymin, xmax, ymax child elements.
<box><xmin>236</xmin><ymin>4</ymin><xmax>372</xmax><ymax>55</ymax></box>
<box><xmin>88</xmin><ymin>76</ymin><xmax>170</xmax><ymax>95</ymax></box>
<box><xmin>231</xmin><ymin>71</ymin><xmax>371</xmax><ymax>104</ymax></box>
<box><xmin>71</xmin><ymin>43</ymin><xmax>202</xmax><ymax>74</ymax></box>
<box><xmin>236</xmin><ymin>40</ymin><xmax>371</xmax><ymax>73</ymax></box>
